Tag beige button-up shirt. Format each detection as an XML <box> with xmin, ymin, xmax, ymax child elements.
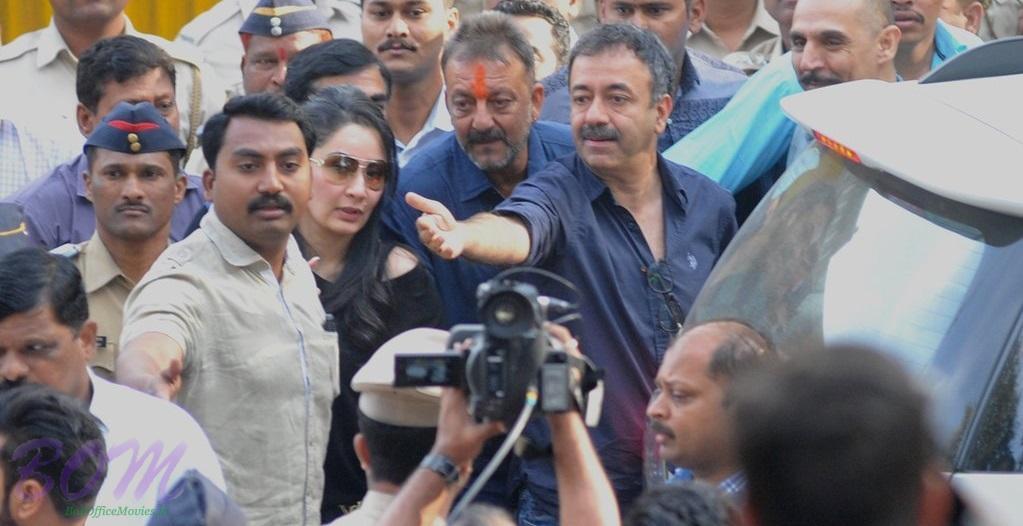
<box><xmin>121</xmin><ymin>211</ymin><xmax>340</xmax><ymax>526</ymax></box>
<box><xmin>176</xmin><ymin>0</ymin><xmax>363</xmax><ymax>97</ymax></box>
<box><xmin>688</xmin><ymin>0</ymin><xmax>780</xmax><ymax>60</ymax></box>
<box><xmin>68</xmin><ymin>232</ymin><xmax>137</xmax><ymax>378</ymax></box>
<box><xmin>0</xmin><ymin>16</ymin><xmax>226</xmax><ymax>167</ymax></box>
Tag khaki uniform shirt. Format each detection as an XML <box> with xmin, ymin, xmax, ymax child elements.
<box><xmin>724</xmin><ymin>36</ymin><xmax>783</xmax><ymax>75</ymax></box>
<box><xmin>121</xmin><ymin>211</ymin><xmax>341</xmax><ymax>526</ymax></box>
<box><xmin>176</xmin><ymin>0</ymin><xmax>362</xmax><ymax>97</ymax></box>
<box><xmin>980</xmin><ymin>0</ymin><xmax>1023</xmax><ymax>40</ymax></box>
<box><xmin>0</xmin><ymin>16</ymin><xmax>227</xmax><ymax>167</ymax></box>
<box><xmin>62</xmin><ymin>232</ymin><xmax>138</xmax><ymax>378</ymax></box>
<box><xmin>688</xmin><ymin>0</ymin><xmax>780</xmax><ymax>60</ymax></box>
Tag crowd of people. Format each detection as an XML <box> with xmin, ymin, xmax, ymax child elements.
<box><xmin>0</xmin><ymin>0</ymin><xmax>1019</xmax><ymax>524</ymax></box>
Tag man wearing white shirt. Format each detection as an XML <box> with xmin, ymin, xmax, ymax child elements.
<box><xmin>0</xmin><ymin>248</ymin><xmax>225</xmax><ymax>525</ymax></box>
<box><xmin>361</xmin><ymin>0</ymin><xmax>458</xmax><ymax>166</ymax></box>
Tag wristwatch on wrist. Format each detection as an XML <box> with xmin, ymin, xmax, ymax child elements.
<box><xmin>420</xmin><ymin>453</ymin><xmax>461</xmax><ymax>485</ymax></box>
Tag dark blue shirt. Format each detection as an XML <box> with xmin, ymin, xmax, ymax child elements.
<box><xmin>494</xmin><ymin>153</ymin><xmax>736</xmax><ymax>510</ymax></box>
<box><xmin>539</xmin><ymin>50</ymin><xmax>746</xmax><ymax>152</ymax></box>
<box><xmin>383</xmin><ymin>121</ymin><xmax>575</xmax><ymax>327</ymax></box>
<box><xmin>5</xmin><ymin>153</ymin><xmax>206</xmax><ymax>248</ymax></box>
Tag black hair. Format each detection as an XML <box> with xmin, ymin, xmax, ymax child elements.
<box><xmin>733</xmin><ymin>346</ymin><xmax>936</xmax><ymax>526</ymax></box>
<box><xmin>625</xmin><ymin>482</ymin><xmax>734</xmax><ymax>526</ymax></box>
<box><xmin>0</xmin><ymin>248</ymin><xmax>88</xmax><ymax>331</ymax></box>
<box><xmin>441</xmin><ymin>12</ymin><xmax>536</xmax><ymax>82</ymax></box>
<box><xmin>296</xmin><ymin>86</ymin><xmax>400</xmax><ymax>354</ymax></box>
<box><xmin>0</xmin><ymin>384</ymin><xmax>108</xmax><ymax>520</ymax></box>
<box><xmin>284</xmin><ymin>39</ymin><xmax>392</xmax><ymax>104</ymax></box>
<box><xmin>356</xmin><ymin>410</ymin><xmax>436</xmax><ymax>486</ymax></box>
<box><xmin>568</xmin><ymin>23</ymin><xmax>677</xmax><ymax>103</ymax></box>
<box><xmin>201</xmin><ymin>93</ymin><xmax>317</xmax><ymax>168</ymax></box>
<box><xmin>76</xmin><ymin>35</ymin><xmax>177</xmax><ymax>113</ymax></box>
<box><xmin>493</xmin><ymin>0</ymin><xmax>572</xmax><ymax>67</ymax></box>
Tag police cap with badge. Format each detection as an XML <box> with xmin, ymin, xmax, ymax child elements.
<box><xmin>51</xmin><ymin>101</ymin><xmax>187</xmax><ymax>260</ymax></box>
<box><xmin>240</xmin><ymin>0</ymin><xmax>333</xmax><ymax>38</ymax></box>
<box><xmin>85</xmin><ymin>101</ymin><xmax>187</xmax><ymax>159</ymax></box>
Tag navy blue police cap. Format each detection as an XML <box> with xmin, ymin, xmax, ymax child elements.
<box><xmin>239</xmin><ymin>0</ymin><xmax>332</xmax><ymax>38</ymax></box>
<box><xmin>84</xmin><ymin>101</ymin><xmax>186</xmax><ymax>157</ymax></box>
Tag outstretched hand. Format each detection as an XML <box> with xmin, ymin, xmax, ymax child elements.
<box><xmin>407</xmin><ymin>192</ymin><xmax>465</xmax><ymax>260</ymax></box>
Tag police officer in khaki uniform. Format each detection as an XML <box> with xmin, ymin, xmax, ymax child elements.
<box><xmin>53</xmin><ymin>101</ymin><xmax>188</xmax><ymax>381</ymax></box>
<box><xmin>178</xmin><ymin>0</ymin><xmax>361</xmax><ymax>96</ymax></box>
<box><xmin>327</xmin><ymin>328</ymin><xmax>446</xmax><ymax>526</ymax></box>
<box><xmin>0</xmin><ymin>2</ymin><xmax>226</xmax><ymax>169</ymax></box>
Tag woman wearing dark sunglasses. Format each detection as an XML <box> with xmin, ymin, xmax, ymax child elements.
<box><xmin>295</xmin><ymin>86</ymin><xmax>444</xmax><ymax>523</ymax></box>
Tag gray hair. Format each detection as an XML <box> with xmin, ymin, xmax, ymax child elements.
<box><xmin>568</xmin><ymin>23</ymin><xmax>677</xmax><ymax>103</ymax></box>
<box><xmin>441</xmin><ymin>12</ymin><xmax>536</xmax><ymax>83</ymax></box>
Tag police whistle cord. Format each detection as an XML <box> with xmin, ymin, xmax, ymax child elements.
<box><xmin>448</xmin><ymin>387</ymin><xmax>539</xmax><ymax>521</ymax></box>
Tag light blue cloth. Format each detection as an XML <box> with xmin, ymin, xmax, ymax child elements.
<box><xmin>663</xmin><ymin>20</ymin><xmax>977</xmax><ymax>194</ymax></box>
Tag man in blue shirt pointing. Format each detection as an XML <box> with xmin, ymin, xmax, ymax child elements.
<box><xmin>407</xmin><ymin>23</ymin><xmax>736</xmax><ymax>524</ymax></box>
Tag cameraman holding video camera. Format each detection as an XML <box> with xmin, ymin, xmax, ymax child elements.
<box><xmin>379</xmin><ymin>324</ymin><xmax>621</xmax><ymax>526</ymax></box>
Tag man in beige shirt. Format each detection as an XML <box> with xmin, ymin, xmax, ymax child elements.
<box><xmin>688</xmin><ymin>0</ymin><xmax>780</xmax><ymax>59</ymax></box>
<box><xmin>117</xmin><ymin>94</ymin><xmax>340</xmax><ymax>526</ymax></box>
<box><xmin>0</xmin><ymin>0</ymin><xmax>226</xmax><ymax>166</ymax></box>
<box><xmin>54</xmin><ymin>101</ymin><xmax>188</xmax><ymax>380</ymax></box>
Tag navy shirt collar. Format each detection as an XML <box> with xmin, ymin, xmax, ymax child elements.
<box><xmin>456</xmin><ymin>124</ymin><xmax>550</xmax><ymax>203</ymax></box>
<box><xmin>678</xmin><ymin>51</ymin><xmax>701</xmax><ymax>96</ymax></box>
<box><xmin>574</xmin><ymin>154</ymin><xmax>690</xmax><ymax>212</ymax></box>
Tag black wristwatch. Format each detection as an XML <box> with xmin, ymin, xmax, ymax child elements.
<box><xmin>420</xmin><ymin>453</ymin><xmax>461</xmax><ymax>485</ymax></box>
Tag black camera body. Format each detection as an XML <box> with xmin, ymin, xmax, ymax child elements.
<box><xmin>394</xmin><ymin>278</ymin><xmax>599</xmax><ymax>423</ymax></box>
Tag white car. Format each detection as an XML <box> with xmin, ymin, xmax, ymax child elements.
<box><xmin>686</xmin><ymin>39</ymin><xmax>1023</xmax><ymax>523</ymax></box>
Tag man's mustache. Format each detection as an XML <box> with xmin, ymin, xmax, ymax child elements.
<box><xmin>579</xmin><ymin>124</ymin><xmax>620</xmax><ymax>141</ymax></box>
<box><xmin>466</xmin><ymin>127</ymin><xmax>508</xmax><ymax>146</ymax></box>
<box><xmin>0</xmin><ymin>378</ymin><xmax>26</xmax><ymax>393</ymax></box>
<box><xmin>650</xmin><ymin>420</ymin><xmax>675</xmax><ymax>439</ymax></box>
<box><xmin>798</xmin><ymin>70</ymin><xmax>843</xmax><ymax>89</ymax></box>
<box><xmin>378</xmin><ymin>38</ymin><xmax>416</xmax><ymax>53</ymax></box>
<box><xmin>247</xmin><ymin>193</ymin><xmax>293</xmax><ymax>214</ymax></box>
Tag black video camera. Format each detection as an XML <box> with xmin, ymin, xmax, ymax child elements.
<box><xmin>394</xmin><ymin>277</ymin><xmax>602</xmax><ymax>424</ymax></box>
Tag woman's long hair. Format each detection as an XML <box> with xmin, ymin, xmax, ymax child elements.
<box><xmin>298</xmin><ymin>85</ymin><xmax>400</xmax><ymax>353</ymax></box>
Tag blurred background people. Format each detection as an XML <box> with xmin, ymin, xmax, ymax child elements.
<box><xmin>284</xmin><ymin>38</ymin><xmax>391</xmax><ymax>109</ymax></box>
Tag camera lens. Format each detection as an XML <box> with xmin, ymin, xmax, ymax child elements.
<box><xmin>494</xmin><ymin>301</ymin><xmax>518</xmax><ymax>325</ymax></box>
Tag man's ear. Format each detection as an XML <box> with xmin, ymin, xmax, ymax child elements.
<box><xmin>530</xmin><ymin>82</ymin><xmax>545</xmax><ymax>122</ymax></box>
<box><xmin>202</xmin><ymin>168</ymin><xmax>216</xmax><ymax>198</ymax></box>
<box><xmin>76</xmin><ymin>103</ymin><xmax>96</xmax><ymax>138</ymax></box>
<box><xmin>10</xmin><ymin>479</ymin><xmax>46</xmax><ymax>522</ymax></box>
<box><xmin>83</xmin><ymin>169</ymin><xmax>94</xmax><ymax>201</ymax></box>
<box><xmin>446</xmin><ymin>6</ymin><xmax>460</xmax><ymax>36</ymax></box>
<box><xmin>877</xmin><ymin>24</ymin><xmax>902</xmax><ymax>64</ymax></box>
<box><xmin>78</xmin><ymin>320</ymin><xmax>98</xmax><ymax>361</ymax></box>
<box><xmin>353</xmin><ymin>433</ymin><xmax>371</xmax><ymax>471</ymax></box>
<box><xmin>688</xmin><ymin>0</ymin><xmax>706</xmax><ymax>34</ymax></box>
<box><xmin>963</xmin><ymin>1</ymin><xmax>984</xmax><ymax>34</ymax></box>
<box><xmin>174</xmin><ymin>172</ymin><xmax>187</xmax><ymax>205</ymax></box>
<box><xmin>654</xmin><ymin>92</ymin><xmax>673</xmax><ymax>134</ymax></box>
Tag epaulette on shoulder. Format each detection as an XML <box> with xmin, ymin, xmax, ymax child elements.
<box><xmin>176</xmin><ymin>0</ymin><xmax>242</xmax><ymax>45</ymax></box>
<box><xmin>0</xmin><ymin>30</ymin><xmax>42</xmax><ymax>62</ymax></box>
<box><xmin>50</xmin><ymin>242</ymin><xmax>82</xmax><ymax>260</ymax></box>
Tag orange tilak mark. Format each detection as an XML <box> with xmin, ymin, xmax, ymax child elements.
<box><xmin>472</xmin><ymin>64</ymin><xmax>489</xmax><ymax>100</ymax></box>
<box><xmin>277</xmin><ymin>47</ymin><xmax>288</xmax><ymax>62</ymax></box>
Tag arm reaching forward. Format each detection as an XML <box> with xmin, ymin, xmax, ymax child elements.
<box><xmin>116</xmin><ymin>333</ymin><xmax>185</xmax><ymax>400</ymax></box>
<box><xmin>406</xmin><ymin>192</ymin><xmax>531</xmax><ymax>265</ymax></box>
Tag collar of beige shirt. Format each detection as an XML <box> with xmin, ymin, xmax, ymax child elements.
<box><xmin>36</xmin><ymin>15</ymin><xmax>141</xmax><ymax>69</ymax></box>
<box><xmin>80</xmin><ymin>231</ymin><xmax>133</xmax><ymax>294</ymax></box>
<box><xmin>200</xmin><ymin>209</ymin><xmax>303</xmax><ymax>279</ymax></box>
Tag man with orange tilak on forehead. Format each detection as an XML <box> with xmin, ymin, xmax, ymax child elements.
<box><xmin>239</xmin><ymin>0</ymin><xmax>334</xmax><ymax>95</ymax></box>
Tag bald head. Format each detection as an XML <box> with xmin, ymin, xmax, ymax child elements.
<box><xmin>673</xmin><ymin>320</ymin><xmax>775</xmax><ymax>382</ymax></box>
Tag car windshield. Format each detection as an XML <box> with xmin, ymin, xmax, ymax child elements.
<box><xmin>689</xmin><ymin>144</ymin><xmax>1023</xmax><ymax>468</ymax></box>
